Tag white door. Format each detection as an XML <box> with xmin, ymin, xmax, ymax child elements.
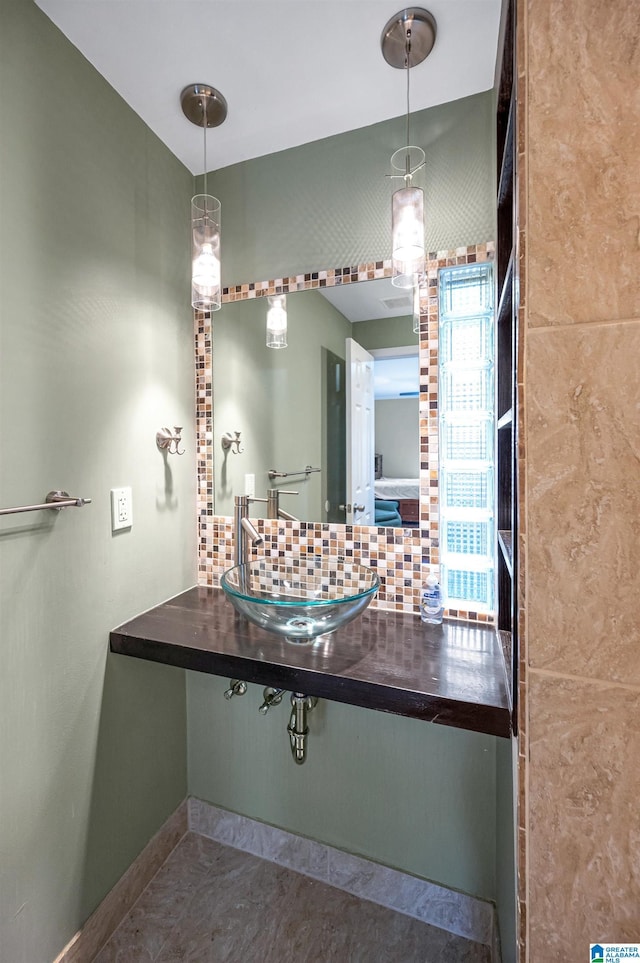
<box><xmin>346</xmin><ymin>338</ymin><xmax>375</xmax><ymax>525</ymax></box>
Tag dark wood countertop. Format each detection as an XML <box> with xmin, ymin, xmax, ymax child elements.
<box><xmin>110</xmin><ymin>587</ymin><xmax>511</xmax><ymax>738</ymax></box>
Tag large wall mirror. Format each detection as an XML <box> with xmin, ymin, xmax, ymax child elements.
<box><xmin>213</xmin><ymin>276</ymin><xmax>421</xmax><ymax>529</ymax></box>
<box><xmin>201</xmin><ymin>89</ymin><xmax>496</xmax><ymax>548</ymax></box>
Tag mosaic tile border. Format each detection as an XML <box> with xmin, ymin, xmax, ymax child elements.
<box><xmin>188</xmin><ymin>797</ymin><xmax>497</xmax><ymax>950</ymax></box>
<box><xmin>195</xmin><ymin>244</ymin><xmax>495</xmax><ymax>620</ymax></box>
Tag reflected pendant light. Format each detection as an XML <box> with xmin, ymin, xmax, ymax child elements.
<box><xmin>266</xmin><ymin>294</ymin><xmax>287</xmax><ymax>349</ymax></box>
<box><xmin>381</xmin><ymin>8</ymin><xmax>437</xmax><ymax>289</ymax></box>
<box><xmin>181</xmin><ymin>84</ymin><xmax>228</xmax><ymax>312</ymax></box>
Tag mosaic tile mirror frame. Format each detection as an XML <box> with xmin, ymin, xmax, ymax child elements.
<box><xmin>195</xmin><ymin>242</ymin><xmax>494</xmax><ymax>622</ymax></box>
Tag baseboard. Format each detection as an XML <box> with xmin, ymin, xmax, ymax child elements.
<box><xmin>188</xmin><ymin>797</ymin><xmax>497</xmax><ymax>951</ymax></box>
<box><xmin>53</xmin><ymin>800</ymin><xmax>188</xmax><ymax>963</ymax></box>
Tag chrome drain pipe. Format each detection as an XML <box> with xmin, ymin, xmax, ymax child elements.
<box><xmin>287</xmin><ymin>694</ymin><xmax>318</xmax><ymax>765</ymax></box>
<box><xmin>224</xmin><ymin>684</ymin><xmax>319</xmax><ymax>765</ymax></box>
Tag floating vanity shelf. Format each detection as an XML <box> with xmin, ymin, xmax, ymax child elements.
<box><xmin>110</xmin><ymin>587</ymin><xmax>511</xmax><ymax>738</ymax></box>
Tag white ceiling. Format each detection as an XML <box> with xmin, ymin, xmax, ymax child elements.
<box><xmin>35</xmin><ymin>0</ymin><xmax>503</xmax><ymax>174</ymax></box>
<box><xmin>319</xmin><ymin>277</ymin><xmax>413</xmax><ymax>322</ymax></box>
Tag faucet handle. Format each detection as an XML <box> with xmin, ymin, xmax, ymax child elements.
<box><xmin>276</xmin><ymin>490</ymin><xmax>299</xmax><ymax>497</ymax></box>
<box><xmin>258</xmin><ymin>687</ymin><xmax>285</xmax><ymax>715</ymax></box>
<box><xmin>223</xmin><ymin>679</ymin><xmax>247</xmax><ymax>700</ymax></box>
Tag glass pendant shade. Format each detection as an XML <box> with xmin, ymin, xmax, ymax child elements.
<box><xmin>266</xmin><ymin>295</ymin><xmax>287</xmax><ymax>348</ymax></box>
<box><xmin>191</xmin><ymin>194</ymin><xmax>221</xmax><ymax>311</ymax></box>
<box><xmin>392</xmin><ymin>185</ymin><xmax>425</xmax><ymax>289</ymax></box>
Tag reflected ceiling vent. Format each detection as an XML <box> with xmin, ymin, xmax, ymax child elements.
<box><xmin>380</xmin><ymin>294</ymin><xmax>413</xmax><ymax>312</ymax></box>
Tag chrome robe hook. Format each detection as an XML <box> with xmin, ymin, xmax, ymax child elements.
<box><xmin>156</xmin><ymin>426</ymin><xmax>185</xmax><ymax>455</ymax></box>
<box><xmin>221</xmin><ymin>430</ymin><xmax>244</xmax><ymax>454</ymax></box>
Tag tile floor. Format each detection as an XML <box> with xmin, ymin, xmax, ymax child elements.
<box><xmin>94</xmin><ymin>832</ymin><xmax>492</xmax><ymax>962</ymax></box>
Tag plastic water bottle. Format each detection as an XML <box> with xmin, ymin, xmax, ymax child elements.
<box><xmin>420</xmin><ymin>573</ymin><xmax>443</xmax><ymax>624</ymax></box>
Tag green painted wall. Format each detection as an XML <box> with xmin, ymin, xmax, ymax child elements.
<box><xmin>189</xmin><ymin>677</ymin><xmax>498</xmax><ymax>900</ymax></box>
<box><xmin>355</xmin><ymin>314</ymin><xmax>418</xmax><ymax>351</ymax></box>
<box><xmin>207</xmin><ymin>91</ymin><xmax>495</xmax><ymax>287</ymax></box>
<box><xmin>0</xmin><ymin>3</ymin><xmax>194</xmax><ymax>960</ymax></box>
<box><xmin>189</xmin><ymin>90</ymin><xmax>501</xmax><ymax>902</ymax></box>
<box><xmin>496</xmin><ymin>737</ymin><xmax>517</xmax><ymax>962</ymax></box>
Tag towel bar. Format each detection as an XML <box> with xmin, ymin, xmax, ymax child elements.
<box><xmin>0</xmin><ymin>490</ymin><xmax>92</xmax><ymax>517</ymax></box>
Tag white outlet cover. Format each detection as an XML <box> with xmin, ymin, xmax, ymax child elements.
<box><xmin>110</xmin><ymin>487</ymin><xmax>132</xmax><ymax>532</ymax></box>
<box><xmin>244</xmin><ymin>473</ymin><xmax>255</xmax><ymax>498</ymax></box>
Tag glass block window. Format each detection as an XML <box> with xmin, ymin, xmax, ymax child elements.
<box><xmin>439</xmin><ymin>263</ymin><xmax>494</xmax><ymax>318</ymax></box>
<box><xmin>439</xmin><ymin>262</ymin><xmax>494</xmax><ymax>612</ymax></box>
<box><xmin>441</xmin><ymin>367</ymin><xmax>493</xmax><ymax>412</ymax></box>
<box><xmin>441</xmin><ymin>468</ymin><xmax>493</xmax><ymax>511</ymax></box>
<box><xmin>440</xmin><ymin>313</ymin><xmax>493</xmax><ymax>367</ymax></box>
<box><xmin>441</xmin><ymin>415</ymin><xmax>493</xmax><ymax>461</ymax></box>
<box><xmin>442</xmin><ymin>518</ymin><xmax>492</xmax><ymax>556</ymax></box>
<box><xmin>443</xmin><ymin>566</ymin><xmax>493</xmax><ymax>608</ymax></box>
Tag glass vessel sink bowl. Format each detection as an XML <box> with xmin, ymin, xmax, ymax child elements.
<box><xmin>220</xmin><ymin>556</ymin><xmax>380</xmax><ymax>645</ymax></box>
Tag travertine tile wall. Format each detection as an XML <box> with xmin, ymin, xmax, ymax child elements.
<box><xmin>518</xmin><ymin>0</ymin><xmax>640</xmax><ymax>958</ymax></box>
<box><xmin>196</xmin><ymin>245</ymin><xmax>494</xmax><ymax>621</ymax></box>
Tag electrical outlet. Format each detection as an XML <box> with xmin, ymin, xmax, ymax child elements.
<box><xmin>110</xmin><ymin>487</ymin><xmax>132</xmax><ymax>532</ymax></box>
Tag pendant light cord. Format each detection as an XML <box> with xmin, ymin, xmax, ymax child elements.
<box><xmin>405</xmin><ymin>27</ymin><xmax>412</xmax><ymax>177</ymax></box>
<box><xmin>202</xmin><ymin>98</ymin><xmax>208</xmax><ymax>198</ymax></box>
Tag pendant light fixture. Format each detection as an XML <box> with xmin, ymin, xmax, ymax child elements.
<box><xmin>181</xmin><ymin>84</ymin><xmax>228</xmax><ymax>312</ymax></box>
<box><xmin>266</xmin><ymin>294</ymin><xmax>287</xmax><ymax>349</ymax></box>
<box><xmin>381</xmin><ymin>8</ymin><xmax>436</xmax><ymax>289</ymax></box>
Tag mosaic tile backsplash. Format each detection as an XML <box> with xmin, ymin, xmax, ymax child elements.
<box><xmin>196</xmin><ymin>244</ymin><xmax>494</xmax><ymax>621</ymax></box>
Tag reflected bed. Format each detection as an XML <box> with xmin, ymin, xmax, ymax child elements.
<box><xmin>374</xmin><ymin>477</ymin><xmax>420</xmax><ymax>500</ymax></box>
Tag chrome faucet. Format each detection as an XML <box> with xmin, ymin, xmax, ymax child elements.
<box><xmin>266</xmin><ymin>488</ymin><xmax>299</xmax><ymax>522</ymax></box>
<box><xmin>233</xmin><ymin>495</ymin><xmax>264</xmax><ymax>566</ymax></box>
